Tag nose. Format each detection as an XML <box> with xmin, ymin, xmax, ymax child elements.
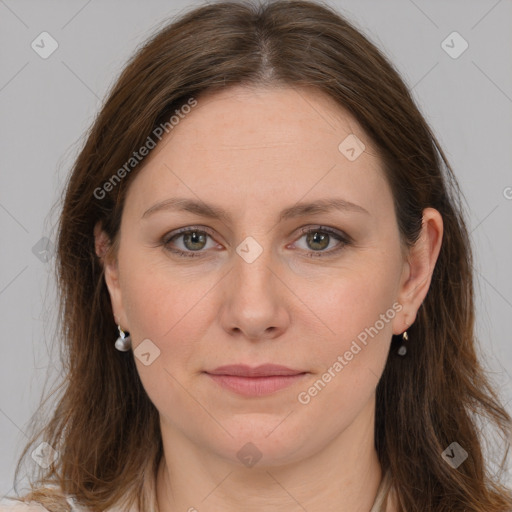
<box><xmin>218</xmin><ymin>242</ymin><xmax>291</xmax><ymax>342</ymax></box>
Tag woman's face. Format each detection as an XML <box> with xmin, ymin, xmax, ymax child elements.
<box><xmin>102</xmin><ymin>85</ymin><xmax>415</xmax><ymax>466</ymax></box>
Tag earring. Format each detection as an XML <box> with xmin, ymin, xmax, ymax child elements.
<box><xmin>115</xmin><ymin>325</ymin><xmax>132</xmax><ymax>352</ymax></box>
<box><xmin>398</xmin><ymin>330</ymin><xmax>408</xmax><ymax>356</ymax></box>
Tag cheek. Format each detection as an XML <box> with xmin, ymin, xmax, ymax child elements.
<box><xmin>118</xmin><ymin>252</ymin><xmax>223</xmax><ymax>380</ymax></box>
<box><xmin>118</xmin><ymin>256</ymin><xmax>215</xmax><ymax>414</ymax></box>
<box><xmin>291</xmin><ymin>257</ymin><xmax>402</xmax><ymax>410</ymax></box>
<box><xmin>300</xmin><ymin>259</ymin><xmax>400</xmax><ymax>345</ymax></box>
<box><xmin>293</xmin><ymin>270</ymin><xmax>399</xmax><ymax>426</ymax></box>
<box><xmin>119</xmin><ymin>248</ymin><xmax>207</xmax><ymax>335</ymax></box>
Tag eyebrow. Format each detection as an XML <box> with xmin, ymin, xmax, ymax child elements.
<box><xmin>141</xmin><ymin>197</ymin><xmax>370</xmax><ymax>222</ymax></box>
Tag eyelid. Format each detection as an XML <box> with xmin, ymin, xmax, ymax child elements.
<box><xmin>162</xmin><ymin>224</ymin><xmax>351</xmax><ymax>258</ymax></box>
<box><xmin>163</xmin><ymin>225</ymin><xmax>224</xmax><ymax>244</ymax></box>
<box><xmin>295</xmin><ymin>225</ymin><xmax>351</xmax><ymax>243</ymax></box>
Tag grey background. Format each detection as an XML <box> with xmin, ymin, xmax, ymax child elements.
<box><xmin>1</xmin><ymin>0</ymin><xmax>511</xmax><ymax>499</ymax></box>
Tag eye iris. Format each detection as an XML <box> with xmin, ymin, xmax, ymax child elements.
<box><xmin>306</xmin><ymin>231</ymin><xmax>329</xmax><ymax>251</ymax></box>
<box><xmin>183</xmin><ymin>231</ymin><xmax>207</xmax><ymax>251</ymax></box>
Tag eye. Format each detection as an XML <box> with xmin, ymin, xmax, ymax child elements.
<box><xmin>162</xmin><ymin>225</ymin><xmax>351</xmax><ymax>259</ymax></box>
<box><xmin>163</xmin><ymin>227</ymin><xmax>219</xmax><ymax>258</ymax></box>
<box><xmin>292</xmin><ymin>226</ymin><xmax>351</xmax><ymax>257</ymax></box>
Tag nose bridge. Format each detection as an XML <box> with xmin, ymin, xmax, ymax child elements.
<box><xmin>233</xmin><ymin>233</ymin><xmax>276</xmax><ymax>298</ymax></box>
<box><xmin>218</xmin><ymin>232</ymin><xmax>290</xmax><ymax>339</ymax></box>
<box><xmin>224</xmin><ymin>198</ymin><xmax>286</xmax><ymax>292</ymax></box>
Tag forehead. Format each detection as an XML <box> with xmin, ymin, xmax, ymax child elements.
<box><xmin>123</xmin><ymin>84</ymin><xmax>388</xmax><ymax>216</ymax></box>
<box><xmin>179</xmin><ymin>84</ymin><xmax>364</xmax><ymax>147</ymax></box>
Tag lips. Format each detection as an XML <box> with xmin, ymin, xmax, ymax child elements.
<box><xmin>205</xmin><ymin>364</ymin><xmax>308</xmax><ymax>397</ymax></box>
<box><xmin>206</xmin><ymin>364</ymin><xmax>305</xmax><ymax>377</ymax></box>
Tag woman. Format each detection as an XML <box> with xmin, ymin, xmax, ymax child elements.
<box><xmin>2</xmin><ymin>0</ymin><xmax>511</xmax><ymax>511</ymax></box>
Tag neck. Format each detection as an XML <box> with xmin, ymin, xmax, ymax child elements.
<box><xmin>155</xmin><ymin>396</ymin><xmax>385</xmax><ymax>512</ymax></box>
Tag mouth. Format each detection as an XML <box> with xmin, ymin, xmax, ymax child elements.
<box><xmin>204</xmin><ymin>364</ymin><xmax>308</xmax><ymax>397</ymax></box>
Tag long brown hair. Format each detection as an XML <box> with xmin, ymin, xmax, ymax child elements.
<box><xmin>9</xmin><ymin>1</ymin><xmax>511</xmax><ymax>511</ymax></box>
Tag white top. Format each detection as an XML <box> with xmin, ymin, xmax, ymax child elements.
<box><xmin>0</xmin><ymin>470</ymin><xmax>393</xmax><ymax>512</ymax></box>
<box><xmin>0</xmin><ymin>501</ymin><xmax>60</xmax><ymax>511</ymax></box>
<box><xmin>0</xmin><ymin>496</ymin><xmax>84</xmax><ymax>512</ymax></box>
<box><xmin>370</xmin><ymin>469</ymin><xmax>393</xmax><ymax>512</ymax></box>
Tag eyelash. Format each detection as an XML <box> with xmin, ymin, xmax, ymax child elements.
<box><xmin>162</xmin><ymin>225</ymin><xmax>351</xmax><ymax>259</ymax></box>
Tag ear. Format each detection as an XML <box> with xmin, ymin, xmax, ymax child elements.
<box><xmin>392</xmin><ymin>207</ymin><xmax>443</xmax><ymax>334</ymax></box>
<box><xmin>94</xmin><ymin>221</ymin><xmax>129</xmax><ymax>331</ymax></box>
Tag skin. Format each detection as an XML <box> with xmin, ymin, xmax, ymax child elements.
<box><xmin>95</xmin><ymin>85</ymin><xmax>443</xmax><ymax>512</ymax></box>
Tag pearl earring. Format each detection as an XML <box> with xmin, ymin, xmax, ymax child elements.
<box><xmin>398</xmin><ymin>330</ymin><xmax>408</xmax><ymax>356</ymax></box>
<box><xmin>115</xmin><ymin>325</ymin><xmax>131</xmax><ymax>352</ymax></box>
